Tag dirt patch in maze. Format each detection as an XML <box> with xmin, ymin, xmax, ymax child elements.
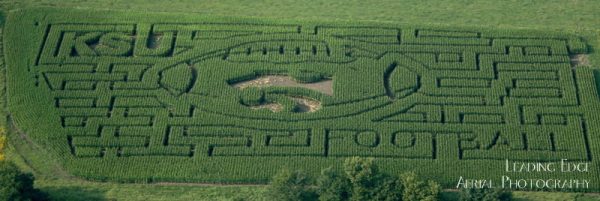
<box><xmin>247</xmin><ymin>97</ymin><xmax>321</xmax><ymax>113</ymax></box>
<box><xmin>570</xmin><ymin>54</ymin><xmax>590</xmax><ymax>68</ymax></box>
<box><xmin>291</xmin><ymin>96</ymin><xmax>322</xmax><ymax>112</ymax></box>
<box><xmin>232</xmin><ymin>75</ymin><xmax>328</xmax><ymax>113</ymax></box>
<box><xmin>231</xmin><ymin>75</ymin><xmax>333</xmax><ymax>96</ymax></box>
<box><xmin>249</xmin><ymin>102</ymin><xmax>284</xmax><ymax>112</ymax></box>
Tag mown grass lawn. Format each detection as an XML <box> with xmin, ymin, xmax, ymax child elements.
<box><xmin>0</xmin><ymin>0</ymin><xmax>598</xmax><ymax>31</ymax></box>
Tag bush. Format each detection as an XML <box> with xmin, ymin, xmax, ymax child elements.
<box><xmin>372</xmin><ymin>177</ymin><xmax>403</xmax><ymax>201</ymax></box>
<box><xmin>343</xmin><ymin>157</ymin><xmax>380</xmax><ymax>201</ymax></box>
<box><xmin>316</xmin><ymin>167</ymin><xmax>351</xmax><ymax>201</ymax></box>
<box><xmin>459</xmin><ymin>187</ymin><xmax>512</xmax><ymax>201</ymax></box>
<box><xmin>400</xmin><ymin>172</ymin><xmax>441</xmax><ymax>201</ymax></box>
<box><xmin>268</xmin><ymin>168</ymin><xmax>316</xmax><ymax>201</ymax></box>
<box><xmin>0</xmin><ymin>162</ymin><xmax>46</xmax><ymax>201</ymax></box>
<box><xmin>268</xmin><ymin>157</ymin><xmax>443</xmax><ymax>201</ymax></box>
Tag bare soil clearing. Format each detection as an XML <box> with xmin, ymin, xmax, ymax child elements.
<box><xmin>231</xmin><ymin>75</ymin><xmax>333</xmax><ymax>96</ymax></box>
<box><xmin>249</xmin><ymin>102</ymin><xmax>284</xmax><ymax>112</ymax></box>
<box><xmin>570</xmin><ymin>54</ymin><xmax>590</xmax><ymax>67</ymax></box>
<box><xmin>291</xmin><ymin>96</ymin><xmax>321</xmax><ymax>112</ymax></box>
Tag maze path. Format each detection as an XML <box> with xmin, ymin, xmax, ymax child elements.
<box><xmin>39</xmin><ymin>23</ymin><xmax>592</xmax><ymax>161</ymax></box>
<box><xmin>5</xmin><ymin>8</ymin><xmax>600</xmax><ymax>185</ymax></box>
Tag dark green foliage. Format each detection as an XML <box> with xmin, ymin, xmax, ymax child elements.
<box><xmin>343</xmin><ymin>157</ymin><xmax>380</xmax><ymax>201</ymax></box>
<box><xmin>371</xmin><ymin>177</ymin><xmax>403</xmax><ymax>201</ymax></box>
<box><xmin>282</xmin><ymin>158</ymin><xmax>435</xmax><ymax>201</ymax></box>
<box><xmin>340</xmin><ymin>157</ymin><xmax>404</xmax><ymax>201</ymax></box>
<box><xmin>268</xmin><ymin>169</ymin><xmax>316</xmax><ymax>201</ymax></box>
<box><xmin>0</xmin><ymin>162</ymin><xmax>46</xmax><ymax>201</ymax></box>
<box><xmin>400</xmin><ymin>172</ymin><xmax>440</xmax><ymax>201</ymax></box>
<box><xmin>316</xmin><ymin>167</ymin><xmax>351</xmax><ymax>201</ymax></box>
<box><xmin>459</xmin><ymin>187</ymin><xmax>512</xmax><ymax>201</ymax></box>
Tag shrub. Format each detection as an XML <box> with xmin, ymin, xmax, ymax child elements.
<box><xmin>268</xmin><ymin>168</ymin><xmax>316</xmax><ymax>201</ymax></box>
<box><xmin>372</xmin><ymin>177</ymin><xmax>403</xmax><ymax>201</ymax></box>
<box><xmin>459</xmin><ymin>187</ymin><xmax>512</xmax><ymax>201</ymax></box>
<box><xmin>269</xmin><ymin>157</ymin><xmax>446</xmax><ymax>201</ymax></box>
<box><xmin>0</xmin><ymin>162</ymin><xmax>46</xmax><ymax>201</ymax></box>
<box><xmin>400</xmin><ymin>172</ymin><xmax>441</xmax><ymax>201</ymax></box>
<box><xmin>316</xmin><ymin>167</ymin><xmax>351</xmax><ymax>201</ymax></box>
<box><xmin>343</xmin><ymin>157</ymin><xmax>380</xmax><ymax>201</ymax></box>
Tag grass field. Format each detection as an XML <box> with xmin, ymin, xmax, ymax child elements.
<box><xmin>7</xmin><ymin>132</ymin><xmax>600</xmax><ymax>201</ymax></box>
<box><xmin>0</xmin><ymin>0</ymin><xmax>599</xmax><ymax>31</ymax></box>
<box><xmin>36</xmin><ymin>180</ymin><xmax>268</xmax><ymax>201</ymax></box>
<box><xmin>1</xmin><ymin>1</ymin><xmax>600</xmax><ymax>200</ymax></box>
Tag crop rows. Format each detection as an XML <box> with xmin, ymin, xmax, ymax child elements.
<box><xmin>4</xmin><ymin>8</ymin><xmax>600</xmax><ymax>187</ymax></box>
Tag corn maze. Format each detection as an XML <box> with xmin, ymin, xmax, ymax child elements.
<box><xmin>4</xmin><ymin>8</ymin><xmax>600</xmax><ymax>186</ymax></box>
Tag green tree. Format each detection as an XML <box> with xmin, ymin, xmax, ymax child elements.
<box><xmin>0</xmin><ymin>162</ymin><xmax>46</xmax><ymax>201</ymax></box>
<box><xmin>316</xmin><ymin>167</ymin><xmax>351</xmax><ymax>201</ymax></box>
<box><xmin>372</xmin><ymin>177</ymin><xmax>403</xmax><ymax>201</ymax></box>
<box><xmin>400</xmin><ymin>172</ymin><xmax>440</xmax><ymax>201</ymax></box>
<box><xmin>459</xmin><ymin>187</ymin><xmax>512</xmax><ymax>201</ymax></box>
<box><xmin>268</xmin><ymin>168</ymin><xmax>316</xmax><ymax>201</ymax></box>
<box><xmin>343</xmin><ymin>157</ymin><xmax>381</xmax><ymax>201</ymax></box>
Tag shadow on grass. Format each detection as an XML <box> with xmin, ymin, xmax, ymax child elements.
<box><xmin>42</xmin><ymin>186</ymin><xmax>110</xmax><ymax>201</ymax></box>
